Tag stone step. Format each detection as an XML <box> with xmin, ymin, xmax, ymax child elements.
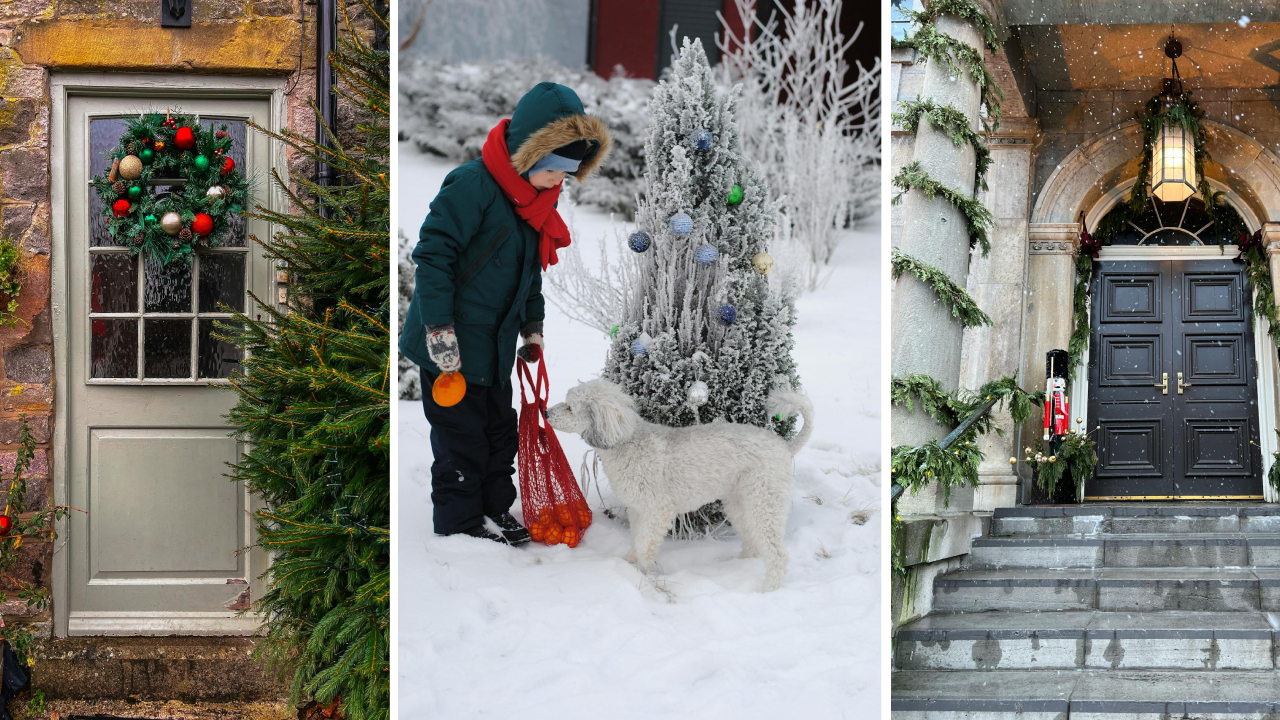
<box><xmin>934</xmin><ymin>568</ymin><xmax>1280</xmax><ymax>613</ymax></box>
<box><xmin>992</xmin><ymin>505</ymin><xmax>1280</xmax><ymax>536</ymax></box>
<box><xmin>894</xmin><ymin>610</ymin><xmax>1278</xmax><ymax>671</ymax></box>
<box><xmin>967</xmin><ymin>534</ymin><xmax>1280</xmax><ymax>569</ymax></box>
<box><xmin>892</xmin><ymin>669</ymin><xmax>1280</xmax><ymax>717</ymax></box>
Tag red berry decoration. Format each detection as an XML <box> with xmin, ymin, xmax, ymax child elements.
<box><xmin>191</xmin><ymin>213</ymin><xmax>214</xmax><ymax>236</ymax></box>
<box><xmin>111</xmin><ymin>198</ymin><xmax>131</xmax><ymax>217</ymax></box>
<box><xmin>0</xmin><ymin>515</ymin><xmax>13</xmax><ymax>537</ymax></box>
<box><xmin>220</xmin><ymin>156</ymin><xmax>235</xmax><ymax>176</ymax></box>
<box><xmin>174</xmin><ymin>126</ymin><xmax>196</xmax><ymax>151</ymax></box>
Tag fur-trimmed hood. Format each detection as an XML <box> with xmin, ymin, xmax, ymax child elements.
<box><xmin>507</xmin><ymin>82</ymin><xmax>612</xmax><ymax>182</ymax></box>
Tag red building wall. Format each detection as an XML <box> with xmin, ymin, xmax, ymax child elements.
<box><xmin>592</xmin><ymin>0</ymin><xmax>662</xmax><ymax>79</ymax></box>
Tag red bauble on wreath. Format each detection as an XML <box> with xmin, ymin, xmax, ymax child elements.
<box><xmin>174</xmin><ymin>126</ymin><xmax>196</xmax><ymax>151</ymax></box>
<box><xmin>112</xmin><ymin>199</ymin><xmax>131</xmax><ymax>217</ymax></box>
<box><xmin>0</xmin><ymin>515</ymin><xmax>13</xmax><ymax>537</ymax></box>
<box><xmin>192</xmin><ymin>213</ymin><xmax>214</xmax><ymax>236</ymax></box>
<box><xmin>220</xmin><ymin>156</ymin><xmax>236</xmax><ymax>176</ymax></box>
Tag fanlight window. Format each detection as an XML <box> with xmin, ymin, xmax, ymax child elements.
<box><xmin>1095</xmin><ymin>194</ymin><xmax>1246</xmax><ymax>246</ymax></box>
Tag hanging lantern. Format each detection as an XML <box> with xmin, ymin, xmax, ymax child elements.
<box><xmin>1151</xmin><ymin>120</ymin><xmax>1196</xmax><ymax>202</ymax></box>
<box><xmin>1149</xmin><ymin>31</ymin><xmax>1198</xmax><ymax>203</ymax></box>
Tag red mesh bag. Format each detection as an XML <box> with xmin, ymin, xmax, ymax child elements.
<box><xmin>517</xmin><ymin>357</ymin><xmax>592</xmax><ymax>546</ymax></box>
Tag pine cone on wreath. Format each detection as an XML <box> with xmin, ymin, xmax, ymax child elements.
<box><xmin>178</xmin><ymin>228</ymin><xmax>193</xmax><ymax>243</ymax></box>
<box><xmin>215</xmin><ymin>130</ymin><xmax>228</xmax><ymax>140</ymax></box>
<box><xmin>132</xmin><ymin>232</ymin><xmax>144</xmax><ymax>246</ymax></box>
<box><xmin>112</xmin><ymin>181</ymin><xmax>126</xmax><ymax>197</ymax></box>
<box><xmin>127</xmin><ymin>142</ymin><xmax>137</xmax><ymax>155</ymax></box>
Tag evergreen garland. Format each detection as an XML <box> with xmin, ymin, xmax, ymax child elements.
<box><xmin>895</xmin><ymin>21</ymin><xmax>1003</xmax><ymax>131</ymax></box>
<box><xmin>905</xmin><ymin>0</ymin><xmax>1000</xmax><ymax>51</ymax></box>
<box><xmin>891</xmin><ymin>248</ymin><xmax>992</xmax><ymax>328</ymax></box>
<box><xmin>1066</xmin><ymin>253</ymin><xmax>1093</xmax><ymax>380</ymax></box>
<box><xmin>1236</xmin><ymin>230</ymin><xmax>1280</xmax><ymax>346</ymax></box>
<box><xmin>891</xmin><ymin>438</ymin><xmax>983</xmax><ymax>507</ymax></box>
<box><xmin>891</xmin><ymin>160</ymin><xmax>993</xmax><ymax>254</ymax></box>
<box><xmin>219</xmin><ymin>1</ymin><xmax>390</xmax><ymax>717</ymax></box>
<box><xmin>892</xmin><ymin>98</ymin><xmax>992</xmax><ymax>191</ymax></box>
<box><xmin>1026</xmin><ymin>430</ymin><xmax>1097</xmax><ymax>501</ymax></box>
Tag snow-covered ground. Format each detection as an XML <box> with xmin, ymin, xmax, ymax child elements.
<box><xmin>398</xmin><ymin>145</ymin><xmax>882</xmax><ymax>719</ymax></box>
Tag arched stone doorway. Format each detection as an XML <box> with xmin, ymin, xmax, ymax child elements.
<box><xmin>1025</xmin><ymin>119</ymin><xmax>1280</xmax><ymax>501</ymax></box>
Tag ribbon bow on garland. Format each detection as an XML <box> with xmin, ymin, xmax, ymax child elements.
<box><xmin>91</xmin><ymin>110</ymin><xmax>250</xmax><ymax>265</ymax></box>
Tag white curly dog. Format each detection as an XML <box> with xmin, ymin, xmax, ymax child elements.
<box><xmin>546</xmin><ymin>379</ymin><xmax>814</xmax><ymax>591</ymax></box>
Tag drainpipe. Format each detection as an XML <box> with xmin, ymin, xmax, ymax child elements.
<box><xmin>315</xmin><ymin>0</ymin><xmax>337</xmax><ymax>218</ymax></box>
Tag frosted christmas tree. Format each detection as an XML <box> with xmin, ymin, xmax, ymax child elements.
<box><xmin>604</xmin><ymin>38</ymin><xmax>799</xmax><ymax>449</ymax></box>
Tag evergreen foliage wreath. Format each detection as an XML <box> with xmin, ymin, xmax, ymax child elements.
<box><xmin>91</xmin><ymin>110</ymin><xmax>250</xmax><ymax>266</ymax></box>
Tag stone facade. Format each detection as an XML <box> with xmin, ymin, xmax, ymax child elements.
<box><xmin>0</xmin><ymin>0</ymin><xmax>312</xmax><ymax>632</ymax></box>
<box><xmin>892</xmin><ymin>3</ymin><xmax>1280</xmax><ymax>628</ymax></box>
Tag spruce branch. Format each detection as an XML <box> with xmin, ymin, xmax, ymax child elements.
<box><xmin>890</xmin><ymin>248</ymin><xmax>992</xmax><ymax>328</ymax></box>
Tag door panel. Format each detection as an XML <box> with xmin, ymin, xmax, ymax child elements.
<box><xmin>1086</xmin><ymin>259</ymin><xmax>1263</xmax><ymax>498</ymax></box>
<box><xmin>64</xmin><ymin>94</ymin><xmax>270</xmax><ymax>635</ymax></box>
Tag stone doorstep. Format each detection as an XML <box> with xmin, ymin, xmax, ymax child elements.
<box><xmin>892</xmin><ymin>669</ymin><xmax>1280</xmax><ymax>714</ymax></box>
<box><xmin>30</xmin><ymin>637</ymin><xmax>286</xmax><ymax>703</ymax></box>
<box><xmin>9</xmin><ymin>698</ymin><xmax>290</xmax><ymax>720</ymax></box>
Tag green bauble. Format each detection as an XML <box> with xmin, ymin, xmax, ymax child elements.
<box><xmin>128</xmin><ymin>185</ymin><xmax>142</xmax><ymax>200</ymax></box>
<box><xmin>143</xmin><ymin>213</ymin><xmax>157</xmax><ymax>226</ymax></box>
<box><xmin>727</xmin><ymin>184</ymin><xmax>744</xmax><ymax>206</ymax></box>
<box><xmin>139</xmin><ymin>148</ymin><xmax>155</xmax><ymax>165</ymax></box>
<box><xmin>194</xmin><ymin>155</ymin><xmax>210</xmax><ymax>172</ymax></box>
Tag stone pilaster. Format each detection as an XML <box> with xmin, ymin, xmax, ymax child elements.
<box><xmin>961</xmin><ymin>118</ymin><xmax>1037</xmax><ymax>511</ymax></box>
<box><xmin>1016</xmin><ymin>223</ymin><xmax>1082</xmax><ymax>489</ymax></box>
<box><xmin>891</xmin><ymin>10</ymin><xmax>987</xmax><ymax>515</ymax></box>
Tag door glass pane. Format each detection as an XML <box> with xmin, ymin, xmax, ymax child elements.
<box><xmin>144</xmin><ymin>256</ymin><xmax>192</xmax><ymax>313</ymax></box>
<box><xmin>90</xmin><ymin>254</ymin><xmax>137</xmax><ymax>313</ymax></box>
<box><xmin>91</xmin><ymin>318</ymin><xmax>138</xmax><ymax>378</ymax></box>
<box><xmin>199</xmin><ymin>254</ymin><xmax>245</xmax><ymax>312</ymax></box>
<box><xmin>198</xmin><ymin>320</ymin><xmax>242</xmax><ymax>379</ymax></box>
<box><xmin>200</xmin><ymin>118</ymin><xmax>247</xmax><ymax>247</ymax></box>
<box><xmin>89</xmin><ymin>191</ymin><xmax>124</xmax><ymax>247</ymax></box>
<box><xmin>90</xmin><ymin>117</ymin><xmax>129</xmax><ymax>176</ymax></box>
<box><xmin>144</xmin><ymin>319</ymin><xmax>191</xmax><ymax>378</ymax></box>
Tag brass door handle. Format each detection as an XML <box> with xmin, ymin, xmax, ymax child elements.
<box><xmin>1156</xmin><ymin>372</ymin><xmax>1168</xmax><ymax>394</ymax></box>
<box><xmin>1178</xmin><ymin>371</ymin><xmax>1191</xmax><ymax>394</ymax></box>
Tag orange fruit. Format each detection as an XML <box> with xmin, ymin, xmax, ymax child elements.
<box><xmin>576</xmin><ymin>507</ymin><xmax>592</xmax><ymax>528</ymax></box>
<box><xmin>554</xmin><ymin>504</ymin><xmax>574</xmax><ymax>527</ymax></box>
<box><xmin>537</xmin><ymin>508</ymin><xmax>553</xmax><ymax>524</ymax></box>
<box><xmin>563</xmin><ymin>527</ymin><xmax>580</xmax><ymax>548</ymax></box>
<box><xmin>544</xmin><ymin>523</ymin><xmax>562</xmax><ymax>544</ymax></box>
<box><xmin>431</xmin><ymin>372</ymin><xmax>467</xmax><ymax>407</ymax></box>
<box><xmin>528</xmin><ymin>523</ymin><xmax>544</xmax><ymax>542</ymax></box>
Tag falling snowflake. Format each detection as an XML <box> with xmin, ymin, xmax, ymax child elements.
<box><xmin>1239</xmin><ymin>15</ymin><xmax>1251</xmax><ymax>27</ymax></box>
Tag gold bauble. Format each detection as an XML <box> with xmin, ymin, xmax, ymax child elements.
<box><xmin>751</xmin><ymin>251</ymin><xmax>774</xmax><ymax>275</ymax></box>
<box><xmin>206</xmin><ymin>185</ymin><xmax>225</xmax><ymax>198</ymax></box>
<box><xmin>160</xmin><ymin>212</ymin><xmax>183</xmax><ymax>236</ymax></box>
<box><xmin>118</xmin><ymin>155</ymin><xmax>143</xmax><ymax>180</ymax></box>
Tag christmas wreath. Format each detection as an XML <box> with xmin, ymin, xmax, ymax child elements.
<box><xmin>91</xmin><ymin>110</ymin><xmax>250</xmax><ymax>265</ymax></box>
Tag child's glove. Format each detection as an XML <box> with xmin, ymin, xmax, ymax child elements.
<box><xmin>517</xmin><ymin>321</ymin><xmax>544</xmax><ymax>363</ymax></box>
<box><xmin>426</xmin><ymin>324</ymin><xmax>462</xmax><ymax>373</ymax></box>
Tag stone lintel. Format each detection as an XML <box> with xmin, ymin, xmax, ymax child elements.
<box><xmin>987</xmin><ymin>117</ymin><xmax>1039</xmax><ymax>146</ymax></box>
<box><xmin>13</xmin><ymin>19</ymin><xmax>303</xmax><ymax>74</ymax></box>
<box><xmin>1028</xmin><ymin>223</ymin><xmax>1080</xmax><ymax>254</ymax></box>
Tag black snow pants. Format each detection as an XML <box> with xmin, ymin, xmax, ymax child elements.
<box><xmin>421</xmin><ymin>368</ymin><xmax>519</xmax><ymax>534</ymax></box>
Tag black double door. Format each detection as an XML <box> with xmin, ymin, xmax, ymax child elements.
<box><xmin>1086</xmin><ymin>259</ymin><xmax>1264</xmax><ymax>499</ymax></box>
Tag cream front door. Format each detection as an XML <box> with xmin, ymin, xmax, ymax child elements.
<box><xmin>57</xmin><ymin>89</ymin><xmax>274</xmax><ymax>636</ymax></box>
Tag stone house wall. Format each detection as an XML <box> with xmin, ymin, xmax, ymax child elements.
<box><xmin>0</xmin><ymin>0</ymin><xmax>316</xmax><ymax>632</ymax></box>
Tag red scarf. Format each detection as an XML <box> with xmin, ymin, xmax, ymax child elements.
<box><xmin>481</xmin><ymin>119</ymin><xmax>572</xmax><ymax>270</ymax></box>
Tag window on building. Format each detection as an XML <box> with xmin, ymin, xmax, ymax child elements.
<box><xmin>1095</xmin><ymin>194</ymin><xmax>1247</xmax><ymax>246</ymax></box>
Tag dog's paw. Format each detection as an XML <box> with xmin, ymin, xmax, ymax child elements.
<box><xmin>624</xmin><ymin>549</ymin><xmax>638</xmax><ymax>563</ymax></box>
<box><xmin>763</xmin><ymin>577</ymin><xmax>783</xmax><ymax>592</ymax></box>
<box><xmin>738</xmin><ymin>546</ymin><xmax>759</xmax><ymax>559</ymax></box>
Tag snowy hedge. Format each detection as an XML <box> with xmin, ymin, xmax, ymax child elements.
<box><xmin>398</xmin><ymin>55</ymin><xmax>653</xmax><ymax>214</ymax></box>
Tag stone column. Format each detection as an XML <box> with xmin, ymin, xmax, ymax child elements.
<box><xmin>961</xmin><ymin>118</ymin><xmax>1037</xmax><ymax>511</ymax></box>
<box><xmin>1016</xmin><ymin>224</ymin><xmax>1081</xmax><ymax>492</ymax></box>
<box><xmin>891</xmin><ymin>9</ymin><xmax>988</xmax><ymax>514</ymax></box>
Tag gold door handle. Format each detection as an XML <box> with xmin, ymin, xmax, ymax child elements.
<box><xmin>1156</xmin><ymin>372</ymin><xmax>1168</xmax><ymax>394</ymax></box>
<box><xmin>1178</xmin><ymin>372</ymin><xmax>1191</xmax><ymax>394</ymax></box>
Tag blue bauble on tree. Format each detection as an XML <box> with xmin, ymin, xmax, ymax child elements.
<box><xmin>628</xmin><ymin>231</ymin><xmax>651</xmax><ymax>253</ymax></box>
<box><xmin>718</xmin><ymin>305</ymin><xmax>737</xmax><ymax>325</ymax></box>
<box><xmin>669</xmin><ymin>212</ymin><xmax>693</xmax><ymax>236</ymax></box>
<box><xmin>693</xmin><ymin>128</ymin><xmax>712</xmax><ymax>151</ymax></box>
<box><xmin>695</xmin><ymin>243</ymin><xmax>719</xmax><ymax>266</ymax></box>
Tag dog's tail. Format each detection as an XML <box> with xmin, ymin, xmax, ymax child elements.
<box><xmin>767</xmin><ymin>390</ymin><xmax>814</xmax><ymax>456</ymax></box>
